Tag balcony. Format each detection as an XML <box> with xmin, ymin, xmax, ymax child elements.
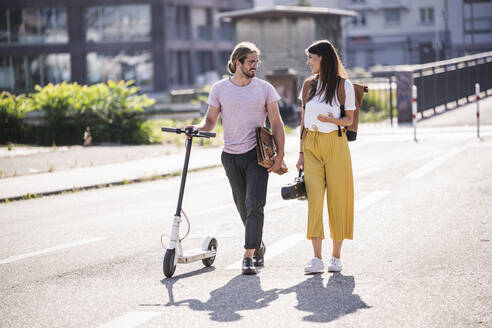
<box><xmin>379</xmin><ymin>0</ymin><xmax>409</xmax><ymax>9</ymax></box>
<box><xmin>345</xmin><ymin>0</ymin><xmax>409</xmax><ymax>10</ymax></box>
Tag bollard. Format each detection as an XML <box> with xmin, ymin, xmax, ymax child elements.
<box><xmin>412</xmin><ymin>85</ymin><xmax>418</xmax><ymax>142</ymax></box>
<box><xmin>476</xmin><ymin>83</ymin><xmax>480</xmax><ymax>139</ymax></box>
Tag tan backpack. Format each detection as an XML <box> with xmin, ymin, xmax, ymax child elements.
<box><xmin>301</xmin><ymin>76</ymin><xmax>368</xmax><ymax>141</ymax></box>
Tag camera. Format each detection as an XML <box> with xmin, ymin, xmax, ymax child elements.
<box><xmin>281</xmin><ymin>170</ymin><xmax>307</xmax><ymax>200</ymax></box>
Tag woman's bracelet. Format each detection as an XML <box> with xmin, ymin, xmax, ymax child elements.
<box><xmin>299</xmin><ymin>151</ymin><xmax>304</xmax><ymax>155</ymax></box>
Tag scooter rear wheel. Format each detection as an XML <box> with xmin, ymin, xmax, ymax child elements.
<box><xmin>202</xmin><ymin>238</ymin><xmax>218</xmax><ymax>267</ymax></box>
<box><xmin>163</xmin><ymin>249</ymin><xmax>176</xmax><ymax>278</ymax></box>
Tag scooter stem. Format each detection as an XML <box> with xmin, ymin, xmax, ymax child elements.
<box><xmin>175</xmin><ymin>136</ymin><xmax>193</xmax><ymax>217</ymax></box>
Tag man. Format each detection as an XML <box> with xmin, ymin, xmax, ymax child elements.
<box><xmin>194</xmin><ymin>42</ymin><xmax>285</xmax><ymax>275</ymax></box>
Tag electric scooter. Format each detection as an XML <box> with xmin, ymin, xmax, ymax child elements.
<box><xmin>161</xmin><ymin>126</ymin><xmax>218</xmax><ymax>278</ymax></box>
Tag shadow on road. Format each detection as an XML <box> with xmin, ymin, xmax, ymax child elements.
<box><xmin>280</xmin><ymin>273</ymin><xmax>370</xmax><ymax>322</ymax></box>
<box><xmin>137</xmin><ymin>266</ymin><xmax>217</xmax><ymax>307</ymax></box>
<box><xmin>162</xmin><ymin>271</ymin><xmax>369</xmax><ymax>322</ymax></box>
<box><xmin>174</xmin><ymin>274</ymin><xmax>280</xmax><ymax>321</ymax></box>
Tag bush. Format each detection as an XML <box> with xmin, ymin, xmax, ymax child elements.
<box><xmin>359</xmin><ymin>89</ymin><xmax>393</xmax><ymax>123</ymax></box>
<box><xmin>81</xmin><ymin>80</ymin><xmax>155</xmax><ymax>144</ymax></box>
<box><xmin>0</xmin><ymin>92</ymin><xmax>33</xmax><ymax>144</ymax></box>
<box><xmin>2</xmin><ymin>81</ymin><xmax>155</xmax><ymax>145</ymax></box>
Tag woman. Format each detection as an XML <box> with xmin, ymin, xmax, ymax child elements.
<box><xmin>296</xmin><ymin>40</ymin><xmax>355</xmax><ymax>273</ymax></box>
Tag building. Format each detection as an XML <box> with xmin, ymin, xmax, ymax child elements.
<box><xmin>217</xmin><ymin>6</ymin><xmax>355</xmax><ymax>103</ymax></box>
<box><xmin>0</xmin><ymin>0</ymin><xmax>253</xmax><ymax>94</ymax></box>
<box><xmin>254</xmin><ymin>0</ymin><xmax>340</xmax><ymax>7</ymax></box>
<box><xmin>447</xmin><ymin>0</ymin><xmax>492</xmax><ymax>58</ymax></box>
<box><xmin>342</xmin><ymin>0</ymin><xmax>492</xmax><ymax>69</ymax></box>
<box><xmin>259</xmin><ymin>1</ymin><xmax>492</xmax><ymax>69</ymax></box>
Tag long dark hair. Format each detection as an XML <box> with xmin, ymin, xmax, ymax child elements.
<box><xmin>306</xmin><ymin>40</ymin><xmax>347</xmax><ymax>105</ymax></box>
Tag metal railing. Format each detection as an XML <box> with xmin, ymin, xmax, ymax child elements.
<box><xmin>413</xmin><ymin>52</ymin><xmax>491</xmax><ymax>115</ymax></box>
<box><xmin>371</xmin><ymin>51</ymin><xmax>492</xmax><ymax>122</ymax></box>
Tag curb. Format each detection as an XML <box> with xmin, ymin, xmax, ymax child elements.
<box><xmin>0</xmin><ymin>164</ymin><xmax>222</xmax><ymax>204</ymax></box>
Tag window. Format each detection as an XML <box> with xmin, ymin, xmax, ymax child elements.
<box><xmin>384</xmin><ymin>9</ymin><xmax>400</xmax><ymax>25</ymax></box>
<box><xmin>218</xmin><ymin>9</ymin><xmax>233</xmax><ymax>41</ymax></box>
<box><xmin>195</xmin><ymin>51</ymin><xmax>214</xmax><ymax>75</ymax></box>
<box><xmin>365</xmin><ymin>49</ymin><xmax>374</xmax><ymax>68</ymax></box>
<box><xmin>0</xmin><ymin>54</ymin><xmax>70</xmax><ymax>93</ymax></box>
<box><xmin>360</xmin><ymin>12</ymin><xmax>367</xmax><ymax>25</ymax></box>
<box><xmin>166</xmin><ymin>5</ymin><xmax>191</xmax><ymax>40</ymax></box>
<box><xmin>347</xmin><ymin>50</ymin><xmax>356</xmax><ymax>68</ymax></box>
<box><xmin>419</xmin><ymin>7</ymin><xmax>434</xmax><ymax>25</ymax></box>
<box><xmin>0</xmin><ymin>8</ymin><xmax>68</xmax><ymax>44</ymax></box>
<box><xmin>215</xmin><ymin>51</ymin><xmax>231</xmax><ymax>76</ymax></box>
<box><xmin>465</xmin><ymin>17</ymin><xmax>492</xmax><ymax>33</ymax></box>
<box><xmin>0</xmin><ymin>57</ymin><xmax>14</xmax><ymax>91</ymax></box>
<box><xmin>43</xmin><ymin>54</ymin><xmax>71</xmax><ymax>85</ymax></box>
<box><xmin>0</xmin><ymin>10</ymin><xmax>9</xmax><ymax>42</ymax></box>
<box><xmin>191</xmin><ymin>7</ymin><xmax>213</xmax><ymax>40</ymax></box>
<box><xmin>352</xmin><ymin>12</ymin><xmax>367</xmax><ymax>26</ymax></box>
<box><xmin>85</xmin><ymin>5</ymin><xmax>151</xmax><ymax>42</ymax></box>
<box><xmin>218</xmin><ymin>19</ymin><xmax>233</xmax><ymax>40</ymax></box>
<box><xmin>168</xmin><ymin>51</ymin><xmax>192</xmax><ymax>86</ymax></box>
<box><xmin>87</xmin><ymin>51</ymin><xmax>153</xmax><ymax>91</ymax></box>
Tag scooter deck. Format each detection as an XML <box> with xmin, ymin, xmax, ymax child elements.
<box><xmin>177</xmin><ymin>248</ymin><xmax>216</xmax><ymax>264</ymax></box>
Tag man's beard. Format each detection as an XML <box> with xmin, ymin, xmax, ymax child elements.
<box><xmin>241</xmin><ymin>67</ymin><xmax>256</xmax><ymax>78</ymax></box>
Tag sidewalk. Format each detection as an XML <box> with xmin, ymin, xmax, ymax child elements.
<box><xmin>0</xmin><ymin>134</ymin><xmax>300</xmax><ymax>202</ymax></box>
<box><xmin>1</xmin><ymin>95</ymin><xmax>490</xmax><ymax>202</ymax></box>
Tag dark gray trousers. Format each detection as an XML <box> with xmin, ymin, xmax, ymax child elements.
<box><xmin>221</xmin><ymin>147</ymin><xmax>269</xmax><ymax>249</ymax></box>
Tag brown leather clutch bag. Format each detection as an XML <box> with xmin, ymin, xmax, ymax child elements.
<box><xmin>255</xmin><ymin>126</ymin><xmax>287</xmax><ymax>175</ymax></box>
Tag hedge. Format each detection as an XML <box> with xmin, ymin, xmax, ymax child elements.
<box><xmin>0</xmin><ymin>81</ymin><xmax>155</xmax><ymax>145</ymax></box>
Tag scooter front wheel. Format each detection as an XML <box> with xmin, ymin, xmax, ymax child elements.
<box><xmin>163</xmin><ymin>249</ymin><xmax>176</xmax><ymax>278</ymax></box>
<box><xmin>202</xmin><ymin>238</ymin><xmax>218</xmax><ymax>267</ymax></box>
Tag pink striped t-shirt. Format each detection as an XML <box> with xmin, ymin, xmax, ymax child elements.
<box><xmin>208</xmin><ymin>77</ymin><xmax>281</xmax><ymax>154</ymax></box>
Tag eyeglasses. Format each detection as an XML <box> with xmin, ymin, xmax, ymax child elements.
<box><xmin>245</xmin><ymin>59</ymin><xmax>261</xmax><ymax>67</ymax></box>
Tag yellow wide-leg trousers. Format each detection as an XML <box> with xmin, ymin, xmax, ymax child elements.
<box><xmin>303</xmin><ymin>129</ymin><xmax>354</xmax><ymax>242</ymax></box>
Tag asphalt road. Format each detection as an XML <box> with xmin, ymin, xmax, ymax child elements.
<box><xmin>1</xmin><ymin>133</ymin><xmax>491</xmax><ymax>327</ymax></box>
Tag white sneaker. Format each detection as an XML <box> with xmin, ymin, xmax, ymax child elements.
<box><xmin>327</xmin><ymin>256</ymin><xmax>342</xmax><ymax>272</ymax></box>
<box><xmin>304</xmin><ymin>257</ymin><xmax>325</xmax><ymax>273</ymax></box>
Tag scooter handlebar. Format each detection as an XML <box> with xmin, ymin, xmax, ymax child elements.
<box><xmin>196</xmin><ymin>131</ymin><xmax>216</xmax><ymax>138</ymax></box>
<box><xmin>161</xmin><ymin>127</ymin><xmax>216</xmax><ymax>138</ymax></box>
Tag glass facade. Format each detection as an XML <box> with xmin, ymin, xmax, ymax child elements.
<box><xmin>0</xmin><ymin>10</ymin><xmax>8</xmax><ymax>43</ymax></box>
<box><xmin>0</xmin><ymin>57</ymin><xmax>13</xmax><ymax>90</ymax></box>
<box><xmin>0</xmin><ymin>8</ymin><xmax>68</xmax><ymax>43</ymax></box>
<box><xmin>0</xmin><ymin>54</ymin><xmax>71</xmax><ymax>93</ymax></box>
<box><xmin>85</xmin><ymin>5</ymin><xmax>151</xmax><ymax>42</ymax></box>
<box><xmin>1</xmin><ymin>1</ymin><xmax>248</xmax><ymax>93</ymax></box>
<box><xmin>87</xmin><ymin>51</ymin><xmax>153</xmax><ymax>91</ymax></box>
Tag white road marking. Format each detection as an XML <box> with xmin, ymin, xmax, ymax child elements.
<box><xmin>404</xmin><ymin>148</ymin><xmax>464</xmax><ymax>180</ymax></box>
<box><xmin>356</xmin><ymin>190</ymin><xmax>391</xmax><ymax>212</ymax></box>
<box><xmin>0</xmin><ymin>237</ymin><xmax>105</xmax><ymax>264</ymax></box>
<box><xmin>97</xmin><ymin>311</ymin><xmax>161</xmax><ymax>328</ymax></box>
<box><xmin>225</xmin><ymin>233</ymin><xmax>305</xmax><ymax>270</ymax></box>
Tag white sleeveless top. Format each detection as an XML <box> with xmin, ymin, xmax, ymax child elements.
<box><xmin>299</xmin><ymin>79</ymin><xmax>356</xmax><ymax>133</ymax></box>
